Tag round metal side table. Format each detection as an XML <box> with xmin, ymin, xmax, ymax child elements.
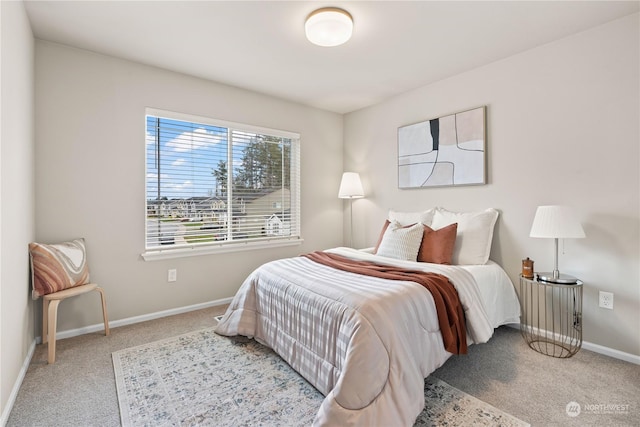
<box><xmin>518</xmin><ymin>274</ymin><xmax>583</xmax><ymax>358</ymax></box>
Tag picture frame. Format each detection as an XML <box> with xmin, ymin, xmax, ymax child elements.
<box><xmin>398</xmin><ymin>106</ymin><xmax>486</xmax><ymax>189</ymax></box>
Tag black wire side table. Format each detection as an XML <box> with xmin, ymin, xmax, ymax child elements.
<box><xmin>518</xmin><ymin>274</ymin><xmax>583</xmax><ymax>358</ymax></box>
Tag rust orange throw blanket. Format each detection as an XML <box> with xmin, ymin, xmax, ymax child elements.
<box><xmin>303</xmin><ymin>251</ymin><xmax>468</xmax><ymax>355</ymax></box>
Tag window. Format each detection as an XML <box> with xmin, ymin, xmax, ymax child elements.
<box><xmin>144</xmin><ymin>109</ymin><xmax>301</xmax><ymax>259</ymax></box>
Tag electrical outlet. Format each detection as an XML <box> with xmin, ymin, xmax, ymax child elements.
<box><xmin>168</xmin><ymin>269</ymin><xmax>177</xmax><ymax>283</ymax></box>
<box><xmin>599</xmin><ymin>291</ymin><xmax>613</xmax><ymax>310</ymax></box>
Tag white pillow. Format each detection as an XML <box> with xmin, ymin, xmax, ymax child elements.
<box><xmin>430</xmin><ymin>208</ymin><xmax>499</xmax><ymax>265</ymax></box>
<box><xmin>376</xmin><ymin>221</ymin><xmax>424</xmax><ymax>261</ymax></box>
<box><xmin>388</xmin><ymin>208</ymin><xmax>436</xmax><ymax>227</ymax></box>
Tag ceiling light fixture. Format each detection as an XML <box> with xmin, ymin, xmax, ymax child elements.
<box><xmin>305</xmin><ymin>7</ymin><xmax>353</xmax><ymax>47</ymax></box>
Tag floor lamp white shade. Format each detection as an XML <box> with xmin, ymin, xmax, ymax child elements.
<box><xmin>338</xmin><ymin>172</ymin><xmax>364</xmax><ymax>247</ymax></box>
<box><xmin>530</xmin><ymin>205</ymin><xmax>585</xmax><ymax>283</ymax></box>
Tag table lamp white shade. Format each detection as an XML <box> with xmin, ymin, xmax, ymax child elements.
<box><xmin>530</xmin><ymin>205</ymin><xmax>585</xmax><ymax>239</ymax></box>
<box><xmin>530</xmin><ymin>205</ymin><xmax>585</xmax><ymax>283</ymax></box>
<box><xmin>338</xmin><ymin>172</ymin><xmax>364</xmax><ymax>199</ymax></box>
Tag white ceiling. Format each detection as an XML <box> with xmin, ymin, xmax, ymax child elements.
<box><xmin>24</xmin><ymin>1</ymin><xmax>639</xmax><ymax>114</ymax></box>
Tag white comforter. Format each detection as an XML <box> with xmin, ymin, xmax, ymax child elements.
<box><xmin>215</xmin><ymin>247</ymin><xmax>502</xmax><ymax>426</ymax></box>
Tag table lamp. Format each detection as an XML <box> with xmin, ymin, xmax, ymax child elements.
<box><xmin>529</xmin><ymin>205</ymin><xmax>585</xmax><ymax>284</ymax></box>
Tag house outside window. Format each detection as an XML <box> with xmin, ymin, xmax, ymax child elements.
<box><xmin>144</xmin><ymin>108</ymin><xmax>301</xmax><ymax>259</ymax></box>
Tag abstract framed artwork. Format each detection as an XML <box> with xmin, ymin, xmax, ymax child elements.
<box><xmin>398</xmin><ymin>106</ymin><xmax>486</xmax><ymax>189</ymax></box>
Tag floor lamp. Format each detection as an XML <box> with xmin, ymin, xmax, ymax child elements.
<box><xmin>338</xmin><ymin>172</ymin><xmax>364</xmax><ymax>247</ymax></box>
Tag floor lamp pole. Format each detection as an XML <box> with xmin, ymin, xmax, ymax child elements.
<box><xmin>348</xmin><ymin>198</ymin><xmax>354</xmax><ymax>247</ymax></box>
<box><xmin>338</xmin><ymin>172</ymin><xmax>364</xmax><ymax>248</ymax></box>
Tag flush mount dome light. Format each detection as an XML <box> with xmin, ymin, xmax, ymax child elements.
<box><xmin>305</xmin><ymin>7</ymin><xmax>353</xmax><ymax>47</ymax></box>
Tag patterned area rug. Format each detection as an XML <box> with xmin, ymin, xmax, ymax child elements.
<box><xmin>113</xmin><ymin>328</ymin><xmax>529</xmax><ymax>426</ymax></box>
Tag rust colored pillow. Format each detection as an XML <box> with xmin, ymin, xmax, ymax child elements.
<box><xmin>417</xmin><ymin>223</ymin><xmax>458</xmax><ymax>264</ymax></box>
<box><xmin>29</xmin><ymin>238</ymin><xmax>90</xmax><ymax>299</ymax></box>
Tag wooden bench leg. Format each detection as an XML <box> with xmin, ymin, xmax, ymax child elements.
<box><xmin>47</xmin><ymin>299</ymin><xmax>61</xmax><ymax>364</ymax></box>
<box><xmin>42</xmin><ymin>298</ymin><xmax>50</xmax><ymax>344</ymax></box>
<box><xmin>95</xmin><ymin>286</ymin><xmax>110</xmax><ymax>336</ymax></box>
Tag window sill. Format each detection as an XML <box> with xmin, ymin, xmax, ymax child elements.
<box><xmin>141</xmin><ymin>238</ymin><xmax>304</xmax><ymax>261</ymax></box>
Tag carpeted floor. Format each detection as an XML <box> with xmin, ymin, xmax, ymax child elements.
<box><xmin>7</xmin><ymin>305</ymin><xmax>640</xmax><ymax>426</ymax></box>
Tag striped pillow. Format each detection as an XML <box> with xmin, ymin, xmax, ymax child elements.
<box><xmin>29</xmin><ymin>238</ymin><xmax>90</xmax><ymax>299</ymax></box>
<box><xmin>376</xmin><ymin>221</ymin><xmax>424</xmax><ymax>261</ymax></box>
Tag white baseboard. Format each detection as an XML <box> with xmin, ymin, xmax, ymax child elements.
<box><xmin>43</xmin><ymin>309</ymin><xmax>640</xmax><ymax>366</ymax></box>
<box><xmin>37</xmin><ymin>297</ymin><xmax>233</xmax><ymax>343</ymax></box>
<box><xmin>506</xmin><ymin>323</ymin><xmax>640</xmax><ymax>365</ymax></box>
<box><xmin>0</xmin><ymin>340</ymin><xmax>36</xmax><ymax>426</ymax></box>
<box><xmin>581</xmin><ymin>341</ymin><xmax>640</xmax><ymax>365</ymax></box>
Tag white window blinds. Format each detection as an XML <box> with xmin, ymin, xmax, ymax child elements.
<box><xmin>145</xmin><ymin>109</ymin><xmax>301</xmax><ymax>252</ymax></box>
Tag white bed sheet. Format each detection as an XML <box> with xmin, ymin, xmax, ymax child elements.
<box><xmin>460</xmin><ymin>260</ymin><xmax>521</xmax><ymax>328</ymax></box>
<box><xmin>359</xmin><ymin>247</ymin><xmax>521</xmax><ymax>329</ymax></box>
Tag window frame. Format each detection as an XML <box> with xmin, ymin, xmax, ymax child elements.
<box><xmin>142</xmin><ymin>108</ymin><xmax>302</xmax><ymax>261</ymax></box>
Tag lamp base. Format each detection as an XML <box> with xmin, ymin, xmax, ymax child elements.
<box><xmin>537</xmin><ymin>272</ymin><xmax>579</xmax><ymax>284</ymax></box>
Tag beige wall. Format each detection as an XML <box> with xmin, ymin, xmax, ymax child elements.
<box><xmin>0</xmin><ymin>0</ymin><xmax>35</xmax><ymax>420</ymax></box>
<box><xmin>34</xmin><ymin>42</ymin><xmax>344</xmax><ymax>332</ymax></box>
<box><xmin>344</xmin><ymin>14</ymin><xmax>639</xmax><ymax>356</ymax></box>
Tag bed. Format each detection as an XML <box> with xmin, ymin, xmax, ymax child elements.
<box><xmin>215</xmin><ymin>208</ymin><xmax>521</xmax><ymax>426</ymax></box>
